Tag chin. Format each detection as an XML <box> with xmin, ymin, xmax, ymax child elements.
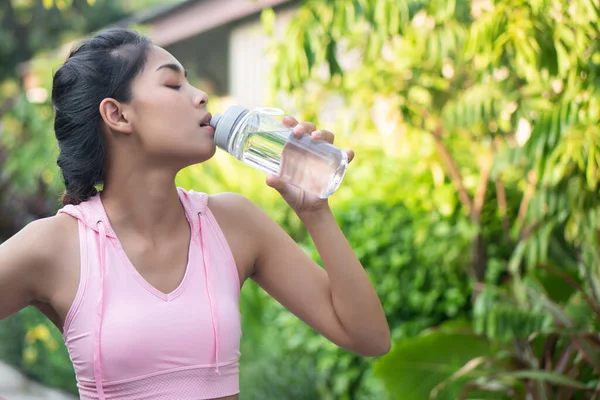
<box><xmin>187</xmin><ymin>144</ymin><xmax>217</xmax><ymax>165</ymax></box>
<box><xmin>158</xmin><ymin>139</ymin><xmax>216</xmax><ymax>168</ymax></box>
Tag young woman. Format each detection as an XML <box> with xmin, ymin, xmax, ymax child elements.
<box><xmin>0</xmin><ymin>28</ymin><xmax>390</xmax><ymax>399</ymax></box>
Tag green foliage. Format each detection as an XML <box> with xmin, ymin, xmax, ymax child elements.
<box><xmin>1</xmin><ymin>95</ymin><xmax>62</xmax><ymax>194</ymax></box>
<box><xmin>239</xmin><ymin>344</ymin><xmax>320</xmax><ymax>400</ymax></box>
<box><xmin>0</xmin><ymin>0</ymin><xmax>125</xmax><ymax>83</ymax></box>
<box><xmin>18</xmin><ymin>308</ymin><xmax>77</xmax><ymax>394</ymax></box>
<box><xmin>267</xmin><ymin>0</ymin><xmax>600</xmax><ymax>397</ymax></box>
<box><xmin>325</xmin><ymin>200</ymin><xmax>473</xmax><ymax>338</ymax></box>
<box><xmin>427</xmin><ymin>260</ymin><xmax>600</xmax><ymax>399</ymax></box>
<box><xmin>0</xmin><ymin>307</ymin><xmax>77</xmax><ymax>395</ymax></box>
<box><xmin>373</xmin><ymin>327</ymin><xmax>493</xmax><ymax>400</ymax></box>
<box><xmin>0</xmin><ymin>0</ymin><xmax>184</xmax><ymax>83</ymax></box>
<box><xmin>246</xmin><ymin>196</ymin><xmax>473</xmax><ymax>399</ymax></box>
<box><xmin>0</xmin><ymin>312</ymin><xmax>25</xmax><ymax>367</ymax></box>
<box><xmin>473</xmin><ymin>284</ymin><xmax>553</xmax><ymax>342</ymax></box>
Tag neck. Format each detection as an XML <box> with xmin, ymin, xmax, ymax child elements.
<box><xmin>100</xmin><ymin>165</ymin><xmax>187</xmax><ymax>238</ymax></box>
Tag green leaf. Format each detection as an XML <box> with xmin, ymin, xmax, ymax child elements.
<box><xmin>430</xmin><ymin>356</ymin><xmax>488</xmax><ymax>398</ymax></box>
<box><xmin>526</xmin><ymin>287</ymin><xmax>574</xmax><ymax>328</ymax></box>
<box><xmin>260</xmin><ymin>8</ymin><xmax>276</xmax><ymax>36</ymax></box>
<box><xmin>303</xmin><ymin>29</ymin><xmax>315</xmax><ymax>73</ymax></box>
<box><xmin>326</xmin><ymin>39</ymin><xmax>343</xmax><ymax>77</ymax></box>
<box><xmin>492</xmin><ymin>370</ymin><xmax>591</xmax><ymax>390</ymax></box>
<box><xmin>373</xmin><ymin>332</ymin><xmax>492</xmax><ymax>400</ymax></box>
<box><xmin>571</xmin><ymin>336</ymin><xmax>600</xmax><ymax>373</ymax></box>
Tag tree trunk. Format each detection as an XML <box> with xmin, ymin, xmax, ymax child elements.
<box><xmin>472</xmin><ymin>232</ymin><xmax>487</xmax><ymax>282</ymax></box>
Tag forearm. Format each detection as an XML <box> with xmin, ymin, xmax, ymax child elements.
<box><xmin>299</xmin><ymin>207</ymin><xmax>391</xmax><ymax>356</ymax></box>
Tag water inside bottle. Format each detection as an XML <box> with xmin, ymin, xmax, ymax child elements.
<box><xmin>240</xmin><ymin>129</ymin><xmax>288</xmax><ymax>176</ymax></box>
<box><xmin>240</xmin><ymin>130</ymin><xmax>346</xmax><ymax>198</ymax></box>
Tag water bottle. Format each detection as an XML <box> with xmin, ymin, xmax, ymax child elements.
<box><xmin>209</xmin><ymin>106</ymin><xmax>348</xmax><ymax>199</ymax></box>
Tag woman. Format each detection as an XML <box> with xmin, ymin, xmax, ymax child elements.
<box><xmin>0</xmin><ymin>28</ymin><xmax>390</xmax><ymax>399</ymax></box>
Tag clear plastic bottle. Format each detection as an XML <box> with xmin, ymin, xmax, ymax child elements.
<box><xmin>210</xmin><ymin>106</ymin><xmax>348</xmax><ymax>199</ymax></box>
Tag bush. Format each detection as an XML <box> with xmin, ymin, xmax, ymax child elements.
<box><xmin>0</xmin><ymin>307</ymin><xmax>77</xmax><ymax>395</ymax></box>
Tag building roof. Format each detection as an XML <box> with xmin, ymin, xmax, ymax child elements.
<box><xmin>122</xmin><ymin>0</ymin><xmax>294</xmax><ymax>47</ymax></box>
<box><xmin>129</xmin><ymin>0</ymin><xmax>199</xmax><ymax>24</ymax></box>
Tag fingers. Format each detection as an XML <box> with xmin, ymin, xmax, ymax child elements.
<box><xmin>283</xmin><ymin>117</ymin><xmax>355</xmax><ymax>162</ymax></box>
<box><xmin>292</xmin><ymin>122</ymin><xmax>317</xmax><ymax>136</ymax></box>
<box><xmin>266</xmin><ymin>174</ymin><xmax>289</xmax><ymax>194</ymax></box>
<box><xmin>283</xmin><ymin>117</ymin><xmax>317</xmax><ymax>138</ymax></box>
<box><xmin>282</xmin><ymin>116</ymin><xmax>299</xmax><ymax>128</ymax></box>
<box><xmin>311</xmin><ymin>129</ymin><xmax>335</xmax><ymax>143</ymax></box>
<box><xmin>345</xmin><ymin>148</ymin><xmax>355</xmax><ymax>163</ymax></box>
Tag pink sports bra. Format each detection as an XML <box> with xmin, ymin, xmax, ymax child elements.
<box><xmin>57</xmin><ymin>188</ymin><xmax>242</xmax><ymax>399</ymax></box>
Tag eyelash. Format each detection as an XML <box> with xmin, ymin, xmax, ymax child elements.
<box><xmin>167</xmin><ymin>85</ymin><xmax>182</xmax><ymax>90</ymax></box>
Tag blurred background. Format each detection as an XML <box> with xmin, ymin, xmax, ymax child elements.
<box><xmin>0</xmin><ymin>0</ymin><xmax>599</xmax><ymax>399</ymax></box>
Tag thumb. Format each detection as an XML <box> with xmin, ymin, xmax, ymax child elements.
<box><xmin>266</xmin><ymin>175</ymin><xmax>289</xmax><ymax>195</ymax></box>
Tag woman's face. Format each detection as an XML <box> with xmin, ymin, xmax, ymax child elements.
<box><xmin>124</xmin><ymin>45</ymin><xmax>216</xmax><ymax>166</ymax></box>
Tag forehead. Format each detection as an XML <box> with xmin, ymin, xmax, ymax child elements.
<box><xmin>143</xmin><ymin>45</ymin><xmax>182</xmax><ymax>71</ymax></box>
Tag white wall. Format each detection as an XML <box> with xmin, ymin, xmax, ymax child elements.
<box><xmin>228</xmin><ymin>8</ymin><xmax>296</xmax><ymax>109</ymax></box>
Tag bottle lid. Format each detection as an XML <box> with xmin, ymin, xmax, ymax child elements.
<box><xmin>210</xmin><ymin>105</ymin><xmax>249</xmax><ymax>151</ymax></box>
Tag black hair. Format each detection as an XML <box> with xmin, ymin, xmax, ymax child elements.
<box><xmin>52</xmin><ymin>28</ymin><xmax>152</xmax><ymax>206</ymax></box>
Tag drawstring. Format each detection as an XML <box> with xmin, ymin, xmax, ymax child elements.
<box><xmin>94</xmin><ymin>221</ymin><xmax>107</xmax><ymax>400</ymax></box>
<box><xmin>199</xmin><ymin>211</ymin><xmax>220</xmax><ymax>375</ymax></box>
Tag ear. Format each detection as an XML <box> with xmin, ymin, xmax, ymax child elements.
<box><xmin>99</xmin><ymin>98</ymin><xmax>133</xmax><ymax>135</ymax></box>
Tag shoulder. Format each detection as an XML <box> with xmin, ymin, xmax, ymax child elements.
<box><xmin>206</xmin><ymin>193</ymin><xmax>280</xmax><ymax>278</ymax></box>
<box><xmin>14</xmin><ymin>213</ymin><xmax>78</xmax><ymax>257</ymax></box>
<box><xmin>206</xmin><ymin>192</ymin><xmax>289</xmax><ymax>246</ymax></box>
<box><xmin>207</xmin><ymin>192</ymin><xmax>266</xmax><ymax>232</ymax></box>
<box><xmin>1</xmin><ymin>213</ymin><xmax>78</xmax><ymax>301</ymax></box>
<box><xmin>208</xmin><ymin>192</ymin><xmax>258</xmax><ymax>215</ymax></box>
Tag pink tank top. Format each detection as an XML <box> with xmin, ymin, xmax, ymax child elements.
<box><xmin>57</xmin><ymin>188</ymin><xmax>242</xmax><ymax>399</ymax></box>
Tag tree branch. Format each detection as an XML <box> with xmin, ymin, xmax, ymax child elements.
<box><xmin>471</xmin><ymin>152</ymin><xmax>494</xmax><ymax>282</ymax></box>
<box><xmin>419</xmin><ymin>109</ymin><xmax>474</xmax><ymax>215</ymax></box>
<box><xmin>0</xmin><ymin>96</ymin><xmax>17</xmax><ymax>119</ymax></box>
<box><xmin>491</xmin><ymin>138</ymin><xmax>510</xmax><ymax>242</ymax></box>
<box><xmin>472</xmin><ymin>152</ymin><xmax>494</xmax><ymax>224</ymax></box>
<box><xmin>495</xmin><ymin>178</ymin><xmax>511</xmax><ymax>242</ymax></box>
<box><xmin>419</xmin><ymin>110</ymin><xmax>494</xmax><ymax>281</ymax></box>
<box><xmin>520</xmin><ymin>220</ymin><xmax>543</xmax><ymax>242</ymax></box>
<box><xmin>431</xmin><ymin>125</ymin><xmax>474</xmax><ymax>215</ymax></box>
<box><xmin>517</xmin><ymin>170</ymin><xmax>537</xmax><ymax>231</ymax></box>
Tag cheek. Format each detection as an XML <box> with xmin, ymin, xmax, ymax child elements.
<box><xmin>151</xmin><ymin>95</ymin><xmax>183</xmax><ymax>116</ymax></box>
<box><xmin>129</xmin><ymin>91</ymin><xmax>205</xmax><ymax>154</ymax></box>
<box><xmin>135</xmin><ymin>87</ymin><xmax>182</xmax><ymax>113</ymax></box>
<box><xmin>135</xmin><ymin>95</ymin><xmax>188</xmax><ymax>131</ymax></box>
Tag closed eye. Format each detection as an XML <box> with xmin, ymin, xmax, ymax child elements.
<box><xmin>167</xmin><ymin>85</ymin><xmax>182</xmax><ymax>90</ymax></box>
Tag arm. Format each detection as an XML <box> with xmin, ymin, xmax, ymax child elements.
<box><xmin>213</xmin><ymin>192</ymin><xmax>390</xmax><ymax>356</ymax></box>
<box><xmin>250</xmin><ymin>201</ymin><xmax>390</xmax><ymax>357</ymax></box>
<box><xmin>0</xmin><ymin>217</ymin><xmax>65</xmax><ymax>321</ymax></box>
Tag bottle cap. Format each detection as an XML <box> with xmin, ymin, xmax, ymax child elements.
<box><xmin>210</xmin><ymin>105</ymin><xmax>249</xmax><ymax>151</ymax></box>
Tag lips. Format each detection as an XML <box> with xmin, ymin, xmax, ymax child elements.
<box><xmin>200</xmin><ymin>113</ymin><xmax>212</xmax><ymax>127</ymax></box>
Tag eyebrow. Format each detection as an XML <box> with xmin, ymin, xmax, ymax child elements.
<box><xmin>156</xmin><ymin>63</ymin><xmax>188</xmax><ymax>78</ymax></box>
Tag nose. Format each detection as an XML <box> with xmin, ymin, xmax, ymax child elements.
<box><xmin>193</xmin><ymin>88</ymin><xmax>209</xmax><ymax>109</ymax></box>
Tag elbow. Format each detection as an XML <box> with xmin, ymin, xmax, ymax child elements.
<box><xmin>378</xmin><ymin>338</ymin><xmax>392</xmax><ymax>356</ymax></box>
<box><xmin>353</xmin><ymin>331</ymin><xmax>392</xmax><ymax>357</ymax></box>
<box><xmin>361</xmin><ymin>339</ymin><xmax>391</xmax><ymax>358</ymax></box>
